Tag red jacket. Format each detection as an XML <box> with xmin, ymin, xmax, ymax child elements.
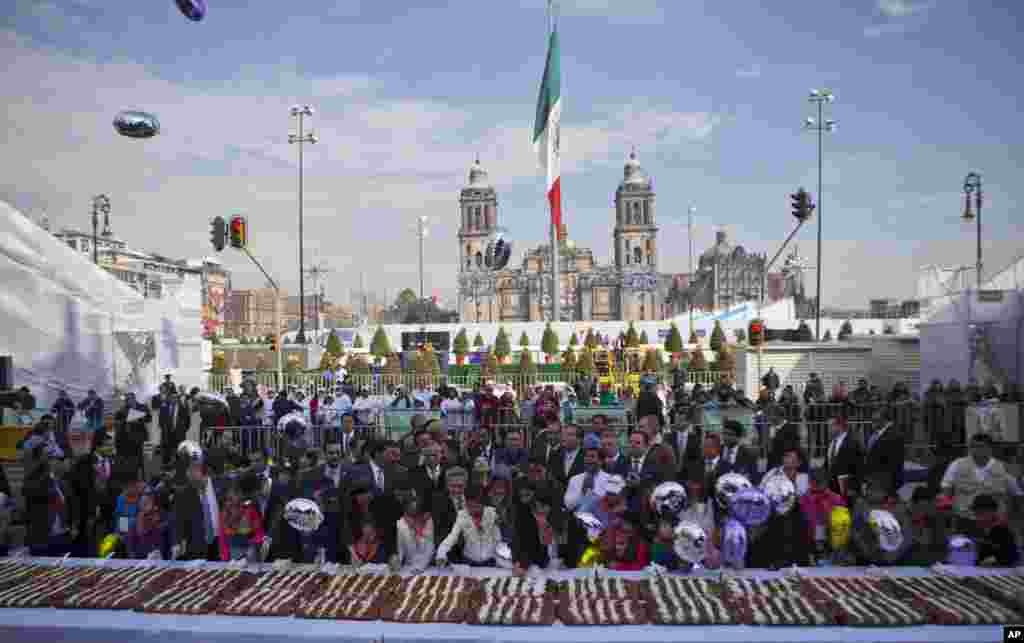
<box><xmin>799</xmin><ymin>489</ymin><xmax>846</xmax><ymax>544</ymax></box>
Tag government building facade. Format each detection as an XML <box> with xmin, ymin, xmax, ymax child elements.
<box><xmin>456</xmin><ymin>152</ymin><xmax>672</xmax><ymax>323</ymax></box>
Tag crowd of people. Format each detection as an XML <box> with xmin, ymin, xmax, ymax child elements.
<box><xmin>3</xmin><ymin>371</ymin><xmax>1021</xmax><ymax>574</ymax></box>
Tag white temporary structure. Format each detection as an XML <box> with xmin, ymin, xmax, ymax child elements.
<box><xmin>0</xmin><ymin>201</ymin><xmax>205</xmax><ymax>408</ymax></box>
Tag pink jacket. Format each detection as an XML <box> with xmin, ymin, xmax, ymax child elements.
<box><xmin>799</xmin><ymin>489</ymin><xmax>846</xmax><ymax>544</ymax></box>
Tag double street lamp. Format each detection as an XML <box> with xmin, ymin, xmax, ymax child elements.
<box><xmin>289</xmin><ymin>105</ymin><xmax>318</xmax><ymax>345</ymax></box>
<box><xmin>961</xmin><ymin>172</ymin><xmax>983</xmax><ymax>290</ymax></box>
<box><xmin>90</xmin><ymin>194</ymin><xmax>111</xmax><ymax>265</ymax></box>
<box><xmin>804</xmin><ymin>89</ymin><xmax>836</xmax><ymax>341</ymax></box>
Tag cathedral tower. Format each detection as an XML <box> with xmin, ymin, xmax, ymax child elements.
<box><xmin>612</xmin><ymin>150</ymin><xmax>657</xmax><ymax>272</ymax></box>
<box><xmin>457</xmin><ymin>159</ymin><xmax>499</xmax><ymax>321</ymax></box>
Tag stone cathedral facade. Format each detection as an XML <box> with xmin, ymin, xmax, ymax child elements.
<box><xmin>456</xmin><ymin>152</ymin><xmax>672</xmax><ymax>323</ymax></box>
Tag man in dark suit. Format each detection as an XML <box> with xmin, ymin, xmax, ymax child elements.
<box><xmin>431</xmin><ymin>466</ymin><xmax>468</xmax><ymax>560</ymax></box>
<box><xmin>349</xmin><ymin>440</ymin><xmax>402</xmax><ymax>495</ymax></box>
<box><xmin>599</xmin><ymin>426</ymin><xmax>630</xmax><ymax>477</ymax></box>
<box><xmin>531</xmin><ymin>418</ymin><xmax>562</xmax><ymax>464</ymax></box>
<box><xmin>491</xmin><ymin>429</ymin><xmax>529</xmax><ymax>481</ymax></box>
<box><xmin>862</xmin><ymin>407</ymin><xmax>905</xmax><ymax>496</ymax></box>
<box><xmin>156</xmin><ymin>391</ymin><xmax>190</xmax><ymax>467</ymax></box>
<box><xmin>174</xmin><ymin>457</ymin><xmax>227</xmax><ymax>561</ymax></box>
<box><xmin>115</xmin><ymin>393</ymin><xmax>151</xmax><ymax>477</ymax></box>
<box><xmin>546</xmin><ymin>424</ymin><xmax>584</xmax><ymax>486</ymax></box>
<box><xmin>699</xmin><ymin>432</ymin><xmax>734</xmax><ymax>524</ymax></box>
<box><xmin>625</xmin><ymin>429</ymin><xmax>673</xmax><ymax>485</ymax></box>
<box><xmin>721</xmin><ymin>420</ymin><xmax>760</xmax><ymax>483</ymax></box>
<box><xmin>664</xmin><ymin>422</ymin><xmax>703</xmax><ymax>482</ymax></box>
<box><xmin>409</xmin><ymin>440</ymin><xmax>447</xmax><ymax>511</ymax></box>
<box><xmin>826</xmin><ymin>416</ymin><xmax>863</xmax><ymax>499</ymax></box>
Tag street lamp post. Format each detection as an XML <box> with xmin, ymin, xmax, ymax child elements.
<box><xmin>688</xmin><ymin>205</ymin><xmax>695</xmax><ymax>334</ymax></box>
<box><xmin>289</xmin><ymin>105</ymin><xmax>318</xmax><ymax>345</ymax></box>
<box><xmin>961</xmin><ymin>172</ymin><xmax>983</xmax><ymax>290</ymax></box>
<box><xmin>804</xmin><ymin>89</ymin><xmax>836</xmax><ymax>341</ymax></box>
<box><xmin>90</xmin><ymin>195</ymin><xmax>110</xmax><ymax>265</ymax></box>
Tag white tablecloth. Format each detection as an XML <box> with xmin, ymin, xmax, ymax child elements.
<box><xmin>0</xmin><ymin>558</ymin><xmax>1008</xmax><ymax>643</ymax></box>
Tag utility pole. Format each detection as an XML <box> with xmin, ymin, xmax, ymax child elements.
<box><xmin>804</xmin><ymin>89</ymin><xmax>836</xmax><ymax>341</ymax></box>
<box><xmin>288</xmin><ymin>105</ymin><xmax>318</xmax><ymax>344</ymax></box>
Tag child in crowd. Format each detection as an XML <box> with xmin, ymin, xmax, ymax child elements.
<box><xmin>850</xmin><ymin>473</ymin><xmax>911</xmax><ymax>565</ymax></box>
<box><xmin>218</xmin><ymin>486</ymin><xmax>265</xmax><ymax>562</ymax></box>
<box><xmin>905</xmin><ymin>487</ymin><xmax>948</xmax><ymax>565</ymax></box>
<box><xmin>649</xmin><ymin>518</ymin><xmax>686</xmax><ymax>570</ymax></box>
<box><xmin>602</xmin><ymin>520</ymin><xmax>649</xmax><ymax>571</ymax></box>
<box><xmin>350</xmin><ymin>521</ymin><xmax>388</xmax><ymax>566</ymax></box>
<box><xmin>113</xmin><ymin>475</ymin><xmax>147</xmax><ymax>537</ymax></box>
<box><xmin>969</xmin><ymin>494</ymin><xmax>1020</xmax><ymax>567</ymax></box>
<box><xmin>799</xmin><ymin>467</ymin><xmax>846</xmax><ymax>562</ymax></box>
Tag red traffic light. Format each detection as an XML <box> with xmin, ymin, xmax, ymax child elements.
<box><xmin>229</xmin><ymin>215</ymin><xmax>247</xmax><ymax>249</ymax></box>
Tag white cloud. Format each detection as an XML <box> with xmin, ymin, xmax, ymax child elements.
<box><xmin>0</xmin><ymin>31</ymin><xmax>720</xmax><ymax>304</ymax></box>
<box><xmin>877</xmin><ymin>0</ymin><xmax>936</xmax><ymax>18</ymax></box>
<box><xmin>735</xmin><ymin>64</ymin><xmax>761</xmax><ymax>79</ymax></box>
<box><xmin>866</xmin><ymin>0</ymin><xmax>937</xmax><ymax>37</ymax></box>
<box><xmin>522</xmin><ymin>0</ymin><xmax>666</xmax><ymax>23</ymax></box>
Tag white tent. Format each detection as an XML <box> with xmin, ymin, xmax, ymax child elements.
<box><xmin>0</xmin><ymin>201</ymin><xmax>203</xmax><ymax>408</ymax></box>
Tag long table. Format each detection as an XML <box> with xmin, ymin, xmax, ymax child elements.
<box><xmin>0</xmin><ymin>558</ymin><xmax>1008</xmax><ymax>643</ymax></box>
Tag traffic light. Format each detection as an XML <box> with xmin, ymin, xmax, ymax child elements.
<box><xmin>269</xmin><ymin>335</ymin><xmax>278</xmax><ymax>352</ymax></box>
<box><xmin>749</xmin><ymin>319</ymin><xmax>764</xmax><ymax>347</ymax></box>
<box><xmin>210</xmin><ymin>216</ymin><xmax>226</xmax><ymax>252</ymax></box>
<box><xmin>229</xmin><ymin>215</ymin><xmax>247</xmax><ymax>250</ymax></box>
<box><xmin>791</xmin><ymin>188</ymin><xmax>816</xmax><ymax>222</ymax></box>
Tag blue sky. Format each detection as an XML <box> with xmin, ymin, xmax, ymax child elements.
<box><xmin>1</xmin><ymin>0</ymin><xmax>1021</xmax><ymax>308</ymax></box>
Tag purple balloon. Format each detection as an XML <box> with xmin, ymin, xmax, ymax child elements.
<box><xmin>729</xmin><ymin>487</ymin><xmax>771</xmax><ymax>527</ymax></box>
<box><xmin>721</xmin><ymin>518</ymin><xmax>747</xmax><ymax>570</ymax></box>
<box><xmin>175</xmin><ymin>0</ymin><xmax>206</xmax><ymax>21</ymax></box>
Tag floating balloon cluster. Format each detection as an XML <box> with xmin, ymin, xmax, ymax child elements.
<box><xmin>112</xmin><ymin>3</ymin><xmax>207</xmax><ymax>139</ymax></box>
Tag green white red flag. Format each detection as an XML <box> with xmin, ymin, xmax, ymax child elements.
<box><xmin>533</xmin><ymin>27</ymin><xmax>561</xmax><ymax>238</ymax></box>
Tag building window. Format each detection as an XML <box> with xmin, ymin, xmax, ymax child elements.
<box><xmin>475</xmin><ymin>252</ymin><xmax>483</xmax><ymax>267</ymax></box>
<box><xmin>643</xmin><ymin>200</ymin><xmax>650</xmax><ymax>224</ymax></box>
<box><xmin>633</xmin><ymin>247</ymin><xmax>642</xmax><ymax>264</ymax></box>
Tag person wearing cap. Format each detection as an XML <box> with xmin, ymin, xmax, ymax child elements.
<box><xmin>721</xmin><ymin>420</ymin><xmax>759</xmax><ymax>483</ymax></box>
<box><xmin>564</xmin><ymin>434</ymin><xmax>610</xmax><ymax>513</ymax></box>
<box><xmin>24</xmin><ymin>443</ymin><xmax>74</xmax><ymax>556</ymax></box>
<box><xmin>939</xmin><ymin>433</ymin><xmax>1023</xmax><ymax>531</ymax></box>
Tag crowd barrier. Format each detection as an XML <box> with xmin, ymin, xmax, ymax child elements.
<box><xmin>193</xmin><ymin>400</ymin><xmax>1023</xmax><ymax>475</ymax></box>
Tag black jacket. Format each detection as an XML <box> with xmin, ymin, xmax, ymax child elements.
<box><xmin>510</xmin><ymin>500</ymin><xmax>551</xmax><ymax>570</ymax></box>
<box><xmin>862</xmin><ymin>424</ymin><xmax>905</xmax><ymax>494</ymax></box>
<box><xmin>546</xmin><ymin>447</ymin><xmax>585</xmax><ymax>486</ymax></box>
<box><xmin>826</xmin><ymin>432</ymin><xmax>863</xmax><ymax>497</ymax></box>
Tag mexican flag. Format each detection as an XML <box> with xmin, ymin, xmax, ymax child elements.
<box><xmin>533</xmin><ymin>27</ymin><xmax>561</xmax><ymax>238</ymax></box>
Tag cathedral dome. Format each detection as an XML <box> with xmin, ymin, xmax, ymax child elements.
<box><xmin>621</xmin><ymin>150</ymin><xmax>650</xmax><ymax>188</ymax></box>
<box><xmin>467</xmin><ymin>158</ymin><xmax>490</xmax><ymax>188</ymax></box>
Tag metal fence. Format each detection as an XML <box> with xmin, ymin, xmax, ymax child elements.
<box><xmin>205</xmin><ymin>369</ymin><xmax>731</xmax><ymax>399</ymax></box>
<box><xmin>195</xmin><ymin>399</ymin><xmax>1022</xmax><ymax>474</ymax></box>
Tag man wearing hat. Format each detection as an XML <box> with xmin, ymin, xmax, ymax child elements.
<box><xmin>721</xmin><ymin>420</ymin><xmax>758</xmax><ymax>483</ymax></box>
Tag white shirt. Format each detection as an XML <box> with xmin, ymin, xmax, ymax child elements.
<box><xmin>204</xmin><ymin>477</ymin><xmax>220</xmax><ymax>543</ymax></box>
<box><xmin>396</xmin><ymin>516</ymin><xmax>436</xmax><ymax>570</ymax></box>
<box><xmin>564</xmin><ymin>469</ymin><xmax>611</xmax><ymax>511</ymax></box>
<box><xmin>563</xmin><ymin>448</ymin><xmax>579</xmax><ymax>477</ymax></box>
<box><xmin>630</xmin><ymin>452</ymin><xmax>648</xmax><ymax>476</ymax></box>
<box><xmin>323</xmin><ymin>464</ymin><xmax>343</xmax><ymax>488</ymax></box>
<box><xmin>763</xmin><ymin>467</ymin><xmax>810</xmax><ymax>496</ymax></box>
<box><xmin>941</xmin><ymin>457</ymin><xmax>1024</xmax><ymax>495</ymax></box>
<box><xmin>369</xmin><ymin>462</ymin><xmax>385</xmax><ymax>490</ymax></box>
<box><xmin>437</xmin><ymin>507</ymin><xmax>500</xmax><ymax>563</ymax></box>
<box><xmin>829</xmin><ymin>431</ymin><xmax>848</xmax><ymax>463</ymax></box>
<box><xmin>334</xmin><ymin>394</ymin><xmax>353</xmax><ymax>415</ymax></box>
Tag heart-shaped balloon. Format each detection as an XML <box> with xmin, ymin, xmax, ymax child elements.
<box><xmin>715</xmin><ymin>472</ymin><xmax>752</xmax><ymax>512</ymax></box>
<box><xmin>720</xmin><ymin>518</ymin><xmax>748</xmax><ymax>570</ymax></box>
<box><xmin>868</xmin><ymin>509</ymin><xmax>903</xmax><ymax>553</ymax></box>
<box><xmin>284</xmin><ymin>498</ymin><xmax>324</xmax><ymax>533</ymax></box>
<box><xmin>650</xmin><ymin>482</ymin><xmax>688</xmax><ymax>525</ymax></box>
<box><xmin>729</xmin><ymin>487</ymin><xmax>771</xmax><ymax>527</ymax></box>
<box><xmin>673</xmin><ymin>521</ymin><xmax>707</xmax><ymax>564</ymax></box>
<box><xmin>760</xmin><ymin>472</ymin><xmax>797</xmax><ymax>515</ymax></box>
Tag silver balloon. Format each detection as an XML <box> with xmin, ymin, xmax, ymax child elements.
<box><xmin>715</xmin><ymin>472</ymin><xmax>752</xmax><ymax>512</ymax></box>
<box><xmin>760</xmin><ymin>473</ymin><xmax>797</xmax><ymax>515</ymax></box>
<box><xmin>673</xmin><ymin>521</ymin><xmax>707</xmax><ymax>564</ymax></box>
<box><xmin>113</xmin><ymin>110</ymin><xmax>160</xmax><ymax>138</ymax></box>
<box><xmin>284</xmin><ymin>498</ymin><xmax>324</xmax><ymax>534</ymax></box>
<box><xmin>721</xmin><ymin>518</ymin><xmax>748</xmax><ymax>569</ymax></box>
<box><xmin>946</xmin><ymin>535</ymin><xmax>977</xmax><ymax>566</ymax></box>
<box><xmin>868</xmin><ymin>509</ymin><xmax>903</xmax><ymax>553</ymax></box>
<box><xmin>177</xmin><ymin>440</ymin><xmax>203</xmax><ymax>462</ymax></box>
<box><xmin>174</xmin><ymin>0</ymin><xmax>206</xmax><ymax>21</ymax></box>
<box><xmin>650</xmin><ymin>482</ymin><xmax>688</xmax><ymax>525</ymax></box>
<box><xmin>495</xmin><ymin>542</ymin><xmax>512</xmax><ymax>565</ymax></box>
<box><xmin>575</xmin><ymin>512</ymin><xmax>605</xmax><ymax>542</ymax></box>
<box><xmin>277</xmin><ymin>412</ymin><xmax>309</xmax><ymax>437</ymax></box>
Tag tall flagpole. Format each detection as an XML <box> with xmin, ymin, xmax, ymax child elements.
<box><xmin>548</xmin><ymin>0</ymin><xmax>560</xmax><ymax>322</ymax></box>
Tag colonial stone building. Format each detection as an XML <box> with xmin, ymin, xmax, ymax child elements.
<box><xmin>456</xmin><ymin>152</ymin><xmax>671</xmax><ymax>322</ymax></box>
